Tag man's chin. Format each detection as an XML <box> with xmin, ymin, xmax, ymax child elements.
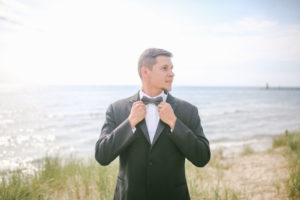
<box><xmin>162</xmin><ymin>86</ymin><xmax>172</xmax><ymax>93</ymax></box>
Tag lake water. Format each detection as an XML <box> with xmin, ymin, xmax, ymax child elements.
<box><xmin>1</xmin><ymin>85</ymin><xmax>300</xmax><ymax>172</ymax></box>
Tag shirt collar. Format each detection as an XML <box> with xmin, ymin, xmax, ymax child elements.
<box><xmin>139</xmin><ymin>89</ymin><xmax>167</xmax><ymax>102</ymax></box>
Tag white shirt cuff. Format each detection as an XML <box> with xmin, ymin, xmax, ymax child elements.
<box><xmin>132</xmin><ymin>127</ymin><xmax>136</xmax><ymax>134</ymax></box>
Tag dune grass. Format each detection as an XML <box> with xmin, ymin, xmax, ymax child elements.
<box><xmin>240</xmin><ymin>146</ymin><xmax>254</xmax><ymax>156</ymax></box>
<box><xmin>1</xmin><ymin>132</ymin><xmax>299</xmax><ymax>200</ymax></box>
<box><xmin>1</xmin><ymin>157</ymin><xmax>118</xmax><ymax>200</ymax></box>
<box><xmin>273</xmin><ymin>132</ymin><xmax>300</xmax><ymax>199</ymax></box>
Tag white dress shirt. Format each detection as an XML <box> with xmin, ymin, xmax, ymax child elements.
<box><xmin>132</xmin><ymin>90</ymin><xmax>167</xmax><ymax>143</ymax></box>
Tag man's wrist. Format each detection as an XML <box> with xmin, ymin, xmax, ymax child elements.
<box><xmin>169</xmin><ymin>117</ymin><xmax>177</xmax><ymax>130</ymax></box>
<box><xmin>128</xmin><ymin>117</ymin><xmax>136</xmax><ymax>128</ymax></box>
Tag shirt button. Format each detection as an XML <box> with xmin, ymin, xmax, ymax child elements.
<box><xmin>149</xmin><ymin>161</ymin><xmax>153</xmax><ymax>166</ymax></box>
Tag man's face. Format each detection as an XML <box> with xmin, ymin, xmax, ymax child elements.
<box><xmin>145</xmin><ymin>56</ymin><xmax>175</xmax><ymax>92</ymax></box>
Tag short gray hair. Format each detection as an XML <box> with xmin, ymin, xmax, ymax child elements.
<box><xmin>138</xmin><ymin>48</ymin><xmax>173</xmax><ymax>79</ymax></box>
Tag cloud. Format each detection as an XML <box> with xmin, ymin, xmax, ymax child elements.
<box><xmin>178</xmin><ymin>17</ymin><xmax>300</xmax><ymax>66</ymax></box>
<box><xmin>182</xmin><ymin>17</ymin><xmax>279</xmax><ymax>35</ymax></box>
<box><xmin>0</xmin><ymin>0</ymin><xmax>29</xmax><ymax>25</ymax></box>
<box><xmin>236</xmin><ymin>18</ymin><xmax>278</xmax><ymax>32</ymax></box>
<box><xmin>211</xmin><ymin>17</ymin><xmax>278</xmax><ymax>34</ymax></box>
<box><xmin>0</xmin><ymin>15</ymin><xmax>21</xmax><ymax>25</ymax></box>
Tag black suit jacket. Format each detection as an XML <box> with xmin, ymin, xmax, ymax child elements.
<box><xmin>95</xmin><ymin>91</ymin><xmax>210</xmax><ymax>200</ymax></box>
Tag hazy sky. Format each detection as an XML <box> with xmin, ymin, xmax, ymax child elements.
<box><xmin>1</xmin><ymin>0</ymin><xmax>300</xmax><ymax>86</ymax></box>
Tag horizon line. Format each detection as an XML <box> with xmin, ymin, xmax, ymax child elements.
<box><xmin>1</xmin><ymin>83</ymin><xmax>300</xmax><ymax>89</ymax></box>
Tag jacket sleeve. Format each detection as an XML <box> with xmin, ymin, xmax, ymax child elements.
<box><xmin>95</xmin><ymin>104</ymin><xmax>136</xmax><ymax>166</ymax></box>
<box><xmin>168</xmin><ymin>106</ymin><xmax>210</xmax><ymax>167</ymax></box>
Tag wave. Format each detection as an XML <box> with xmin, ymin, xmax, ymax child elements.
<box><xmin>0</xmin><ymin>134</ymin><xmax>56</xmax><ymax>147</ymax></box>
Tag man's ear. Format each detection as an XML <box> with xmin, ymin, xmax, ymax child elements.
<box><xmin>141</xmin><ymin>66</ymin><xmax>148</xmax><ymax>78</ymax></box>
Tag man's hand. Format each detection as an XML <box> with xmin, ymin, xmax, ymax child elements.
<box><xmin>158</xmin><ymin>102</ymin><xmax>177</xmax><ymax>130</ymax></box>
<box><xmin>128</xmin><ymin>101</ymin><xmax>146</xmax><ymax>128</ymax></box>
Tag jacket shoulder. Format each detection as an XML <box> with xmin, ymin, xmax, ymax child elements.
<box><xmin>111</xmin><ymin>96</ymin><xmax>132</xmax><ymax>107</ymax></box>
<box><xmin>171</xmin><ymin>95</ymin><xmax>200</xmax><ymax>126</ymax></box>
<box><xmin>172</xmin><ymin>96</ymin><xmax>197</xmax><ymax>111</ymax></box>
<box><xmin>108</xmin><ymin>92</ymin><xmax>137</xmax><ymax>113</ymax></box>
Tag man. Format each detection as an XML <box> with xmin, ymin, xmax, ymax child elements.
<box><xmin>95</xmin><ymin>48</ymin><xmax>210</xmax><ymax>200</ymax></box>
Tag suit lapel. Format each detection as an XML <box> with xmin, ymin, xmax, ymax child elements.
<box><xmin>151</xmin><ymin>93</ymin><xmax>178</xmax><ymax>147</ymax></box>
<box><xmin>129</xmin><ymin>91</ymin><xmax>151</xmax><ymax>144</ymax></box>
<box><xmin>151</xmin><ymin>120</ymin><xmax>165</xmax><ymax>146</ymax></box>
<box><xmin>139</xmin><ymin>120</ymin><xmax>151</xmax><ymax>143</ymax></box>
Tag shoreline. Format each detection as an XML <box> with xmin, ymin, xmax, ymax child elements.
<box><xmin>0</xmin><ymin>131</ymin><xmax>290</xmax><ymax>174</ymax></box>
<box><xmin>0</xmin><ymin>132</ymin><xmax>282</xmax><ymax>174</ymax></box>
<box><xmin>210</xmin><ymin>136</ymin><xmax>273</xmax><ymax>157</ymax></box>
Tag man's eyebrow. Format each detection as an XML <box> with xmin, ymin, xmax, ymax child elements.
<box><xmin>160</xmin><ymin>64</ymin><xmax>174</xmax><ymax>68</ymax></box>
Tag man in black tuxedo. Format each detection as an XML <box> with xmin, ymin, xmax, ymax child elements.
<box><xmin>95</xmin><ymin>48</ymin><xmax>210</xmax><ymax>200</ymax></box>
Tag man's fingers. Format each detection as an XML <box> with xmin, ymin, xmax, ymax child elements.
<box><xmin>133</xmin><ymin>101</ymin><xmax>145</xmax><ymax>108</ymax></box>
<box><xmin>132</xmin><ymin>101</ymin><xmax>146</xmax><ymax>115</ymax></box>
<box><xmin>158</xmin><ymin>102</ymin><xmax>164</xmax><ymax>108</ymax></box>
<box><xmin>133</xmin><ymin>101</ymin><xmax>142</xmax><ymax>105</ymax></box>
<box><xmin>158</xmin><ymin>102</ymin><xmax>169</xmax><ymax>109</ymax></box>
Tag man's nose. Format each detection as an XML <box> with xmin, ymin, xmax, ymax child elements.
<box><xmin>169</xmin><ymin>70</ymin><xmax>175</xmax><ymax>77</ymax></box>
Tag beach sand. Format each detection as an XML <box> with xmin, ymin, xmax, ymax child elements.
<box><xmin>221</xmin><ymin>150</ymin><xmax>288</xmax><ymax>199</ymax></box>
<box><xmin>186</xmin><ymin>147</ymin><xmax>290</xmax><ymax>199</ymax></box>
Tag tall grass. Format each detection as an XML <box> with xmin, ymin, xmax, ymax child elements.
<box><xmin>0</xmin><ymin>157</ymin><xmax>118</xmax><ymax>200</ymax></box>
<box><xmin>273</xmin><ymin>132</ymin><xmax>300</xmax><ymax>199</ymax></box>
<box><xmin>0</xmin><ymin>153</ymin><xmax>244</xmax><ymax>200</ymax></box>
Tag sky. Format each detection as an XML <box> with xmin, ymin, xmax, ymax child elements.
<box><xmin>0</xmin><ymin>0</ymin><xmax>300</xmax><ymax>87</ymax></box>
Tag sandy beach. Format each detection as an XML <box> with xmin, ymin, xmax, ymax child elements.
<box><xmin>186</xmin><ymin>147</ymin><xmax>290</xmax><ymax>199</ymax></box>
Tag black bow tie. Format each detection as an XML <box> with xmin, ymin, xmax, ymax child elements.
<box><xmin>141</xmin><ymin>96</ymin><xmax>163</xmax><ymax>105</ymax></box>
